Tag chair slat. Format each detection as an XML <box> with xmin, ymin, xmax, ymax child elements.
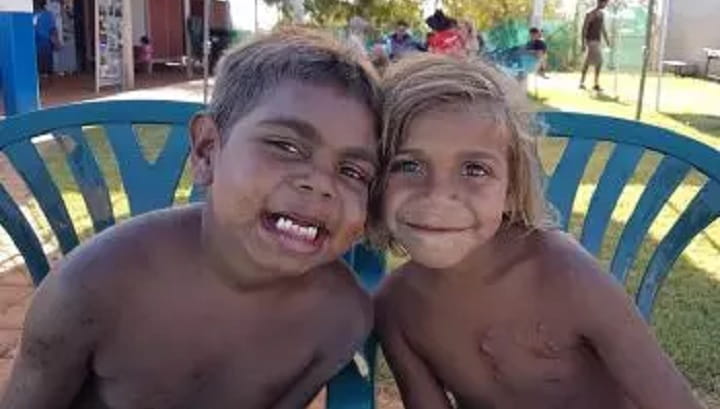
<box><xmin>105</xmin><ymin>124</ymin><xmax>190</xmax><ymax>215</ymax></box>
<box><xmin>53</xmin><ymin>127</ymin><xmax>115</xmax><ymax>233</ymax></box>
<box><xmin>546</xmin><ymin>138</ymin><xmax>597</xmax><ymax>230</ymax></box>
<box><xmin>0</xmin><ymin>101</ymin><xmax>202</xmax><ymax>149</ymax></box>
<box><xmin>635</xmin><ymin>180</ymin><xmax>720</xmax><ymax>320</ymax></box>
<box><xmin>4</xmin><ymin>140</ymin><xmax>79</xmax><ymax>254</ymax></box>
<box><xmin>580</xmin><ymin>144</ymin><xmax>644</xmax><ymax>256</ymax></box>
<box><xmin>189</xmin><ymin>184</ymin><xmax>205</xmax><ymax>203</ymax></box>
<box><xmin>343</xmin><ymin>243</ymin><xmax>386</xmax><ymax>292</ymax></box>
<box><xmin>0</xmin><ymin>184</ymin><xmax>50</xmax><ymax>284</ymax></box>
<box><xmin>609</xmin><ymin>156</ymin><xmax>691</xmax><ymax>283</ymax></box>
<box><xmin>327</xmin><ymin>334</ymin><xmax>377</xmax><ymax>409</ymax></box>
<box><xmin>328</xmin><ymin>244</ymin><xmax>385</xmax><ymax>408</ymax></box>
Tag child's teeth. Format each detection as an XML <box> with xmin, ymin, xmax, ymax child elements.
<box><xmin>272</xmin><ymin>216</ymin><xmax>321</xmax><ymax>240</ymax></box>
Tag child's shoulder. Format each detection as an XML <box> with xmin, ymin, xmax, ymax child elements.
<box><xmin>322</xmin><ymin>259</ymin><xmax>373</xmax><ymax>310</ymax></box>
<box><xmin>305</xmin><ymin>259</ymin><xmax>373</xmax><ymax>337</ymax></box>
<box><xmin>58</xmin><ymin>205</ymin><xmax>203</xmax><ymax>285</ymax></box>
<box><xmin>507</xmin><ymin>227</ymin><xmax>612</xmax><ymax>293</ymax></box>
<box><xmin>374</xmin><ymin>260</ymin><xmax>432</xmax><ymax>315</ymax></box>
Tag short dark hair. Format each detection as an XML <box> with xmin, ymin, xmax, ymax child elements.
<box><xmin>208</xmin><ymin>27</ymin><xmax>382</xmax><ymax>138</ymax></box>
<box><xmin>397</xmin><ymin>20</ymin><xmax>408</xmax><ymax>27</ymax></box>
<box><xmin>529</xmin><ymin>27</ymin><xmax>541</xmax><ymax>35</ymax></box>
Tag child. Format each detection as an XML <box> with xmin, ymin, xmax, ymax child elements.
<box><xmin>526</xmin><ymin>27</ymin><xmax>548</xmax><ymax>78</ymax></box>
<box><xmin>373</xmin><ymin>54</ymin><xmax>701</xmax><ymax>409</ymax></box>
<box><xmin>1</xmin><ymin>28</ymin><xmax>380</xmax><ymax>409</ymax></box>
<box><xmin>139</xmin><ymin>35</ymin><xmax>154</xmax><ymax>74</ymax></box>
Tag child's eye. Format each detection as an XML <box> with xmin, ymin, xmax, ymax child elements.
<box><xmin>340</xmin><ymin>164</ymin><xmax>370</xmax><ymax>184</ymax></box>
<box><xmin>267</xmin><ymin>139</ymin><xmax>302</xmax><ymax>155</ymax></box>
<box><xmin>462</xmin><ymin>162</ymin><xmax>490</xmax><ymax>178</ymax></box>
<box><xmin>390</xmin><ymin>159</ymin><xmax>423</xmax><ymax>175</ymax></box>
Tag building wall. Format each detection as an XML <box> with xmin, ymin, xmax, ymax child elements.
<box><xmin>664</xmin><ymin>0</ymin><xmax>720</xmax><ymax>74</ymax></box>
<box><xmin>131</xmin><ymin>0</ymin><xmax>146</xmax><ymax>44</ymax></box>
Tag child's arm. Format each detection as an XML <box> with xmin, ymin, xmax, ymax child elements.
<box><xmin>376</xmin><ymin>296</ymin><xmax>453</xmax><ymax>409</ymax></box>
<box><xmin>0</xmin><ymin>271</ymin><xmax>99</xmax><ymax>409</ymax></box>
<box><xmin>568</xmin><ymin>252</ymin><xmax>702</xmax><ymax>409</ymax></box>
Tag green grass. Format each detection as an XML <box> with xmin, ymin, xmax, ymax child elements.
<box><xmin>2</xmin><ymin>73</ymin><xmax>718</xmax><ymax>406</ymax></box>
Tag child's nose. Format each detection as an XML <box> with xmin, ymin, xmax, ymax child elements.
<box><xmin>293</xmin><ymin>172</ymin><xmax>335</xmax><ymax>200</ymax></box>
<box><xmin>428</xmin><ymin>173</ymin><xmax>460</xmax><ymax>201</ymax></box>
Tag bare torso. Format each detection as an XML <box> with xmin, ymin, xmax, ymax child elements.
<box><xmin>9</xmin><ymin>206</ymin><xmax>370</xmax><ymax>409</ymax></box>
<box><xmin>380</xmin><ymin>229</ymin><xmax>635</xmax><ymax>409</ymax></box>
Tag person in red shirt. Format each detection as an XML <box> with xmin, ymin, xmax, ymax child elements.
<box><xmin>425</xmin><ymin>9</ymin><xmax>465</xmax><ymax>57</ymax></box>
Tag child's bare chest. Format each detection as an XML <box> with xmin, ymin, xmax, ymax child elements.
<box><xmin>409</xmin><ymin>291</ymin><xmax>597</xmax><ymax>406</ymax></box>
<box><xmin>89</xmin><ymin>291</ymin><xmax>326</xmax><ymax>409</ymax></box>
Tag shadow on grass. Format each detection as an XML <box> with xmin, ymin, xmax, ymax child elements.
<box><xmin>591</xmin><ymin>91</ymin><xmax>630</xmax><ymax>106</ymax></box>
<box><xmin>539</xmin><ymin>138</ymin><xmax>707</xmax><ymax>186</ymax></box>
<box><xmin>664</xmin><ymin>113</ymin><xmax>720</xmax><ymax>138</ymax></box>
<box><xmin>566</xmin><ymin>210</ymin><xmax>720</xmax><ymax>398</ymax></box>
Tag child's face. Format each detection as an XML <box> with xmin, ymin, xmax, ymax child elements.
<box><xmin>192</xmin><ymin>82</ymin><xmax>377</xmax><ymax>277</ymax></box>
<box><xmin>383</xmin><ymin>106</ymin><xmax>510</xmax><ymax>269</ymax></box>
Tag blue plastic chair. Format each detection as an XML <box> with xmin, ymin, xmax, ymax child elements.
<box><xmin>0</xmin><ymin>102</ymin><xmax>718</xmax><ymax>407</ymax></box>
<box><xmin>0</xmin><ymin>100</ymin><xmax>382</xmax><ymax>409</ymax></box>
<box><xmin>541</xmin><ymin>112</ymin><xmax>720</xmax><ymax>320</ymax></box>
<box><xmin>485</xmin><ymin>46</ymin><xmax>539</xmax><ymax>80</ymax></box>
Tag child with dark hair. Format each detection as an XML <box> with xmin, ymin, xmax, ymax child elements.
<box><xmin>526</xmin><ymin>27</ymin><xmax>548</xmax><ymax>78</ymax></box>
<box><xmin>1</xmin><ymin>28</ymin><xmax>381</xmax><ymax>409</ymax></box>
<box><xmin>139</xmin><ymin>35</ymin><xmax>153</xmax><ymax>74</ymax></box>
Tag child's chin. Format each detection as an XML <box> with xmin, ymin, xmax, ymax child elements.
<box><xmin>253</xmin><ymin>254</ymin><xmax>323</xmax><ymax>276</ymax></box>
<box><xmin>408</xmin><ymin>249</ymin><xmax>467</xmax><ymax>270</ymax></box>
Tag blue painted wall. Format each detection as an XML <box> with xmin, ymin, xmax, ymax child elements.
<box><xmin>0</xmin><ymin>9</ymin><xmax>40</xmax><ymax>115</ymax></box>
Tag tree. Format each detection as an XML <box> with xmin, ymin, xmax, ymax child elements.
<box><xmin>442</xmin><ymin>0</ymin><xmax>559</xmax><ymax>31</ymax></box>
<box><xmin>264</xmin><ymin>0</ymin><xmax>423</xmax><ymax>30</ymax></box>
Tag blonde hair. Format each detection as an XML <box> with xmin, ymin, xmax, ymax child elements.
<box><xmin>371</xmin><ymin>53</ymin><xmax>555</xmax><ymax>250</ymax></box>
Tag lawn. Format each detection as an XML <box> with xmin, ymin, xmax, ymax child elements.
<box><xmin>0</xmin><ymin>72</ymin><xmax>718</xmax><ymax>407</ymax></box>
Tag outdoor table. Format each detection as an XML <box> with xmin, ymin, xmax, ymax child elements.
<box><xmin>702</xmin><ymin>48</ymin><xmax>720</xmax><ymax>80</ymax></box>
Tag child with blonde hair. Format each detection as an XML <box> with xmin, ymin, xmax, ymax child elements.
<box><xmin>373</xmin><ymin>53</ymin><xmax>701</xmax><ymax>409</ymax></box>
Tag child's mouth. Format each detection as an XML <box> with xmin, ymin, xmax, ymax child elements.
<box><xmin>403</xmin><ymin>221</ymin><xmax>473</xmax><ymax>233</ymax></box>
<box><xmin>261</xmin><ymin>212</ymin><xmax>330</xmax><ymax>254</ymax></box>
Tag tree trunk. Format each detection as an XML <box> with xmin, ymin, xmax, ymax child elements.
<box><xmin>289</xmin><ymin>0</ymin><xmax>304</xmax><ymax>23</ymax></box>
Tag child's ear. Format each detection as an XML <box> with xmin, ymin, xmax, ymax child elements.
<box><xmin>190</xmin><ymin>114</ymin><xmax>220</xmax><ymax>187</ymax></box>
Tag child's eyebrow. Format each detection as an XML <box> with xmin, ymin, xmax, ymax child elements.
<box><xmin>258</xmin><ymin>117</ymin><xmax>377</xmax><ymax>167</ymax></box>
<box><xmin>396</xmin><ymin>148</ymin><xmax>503</xmax><ymax>164</ymax></box>
<box><xmin>257</xmin><ymin>117</ymin><xmax>321</xmax><ymax>143</ymax></box>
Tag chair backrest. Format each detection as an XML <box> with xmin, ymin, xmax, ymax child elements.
<box><xmin>541</xmin><ymin>112</ymin><xmax>720</xmax><ymax>320</ymax></box>
<box><xmin>0</xmin><ymin>100</ymin><xmax>380</xmax><ymax>409</ymax></box>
